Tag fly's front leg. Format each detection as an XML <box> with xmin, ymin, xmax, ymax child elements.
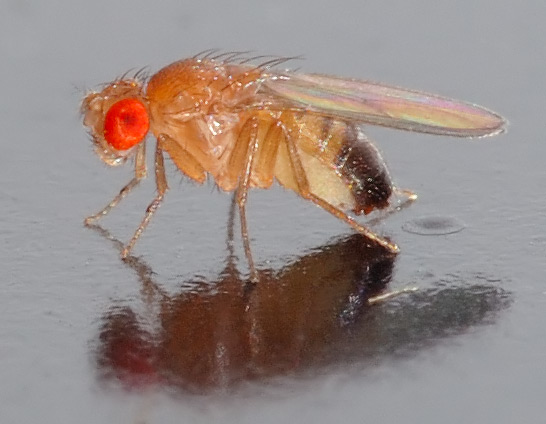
<box><xmin>235</xmin><ymin>117</ymin><xmax>260</xmax><ymax>282</ymax></box>
<box><xmin>283</xmin><ymin>128</ymin><xmax>400</xmax><ymax>254</ymax></box>
<box><xmin>85</xmin><ymin>143</ymin><xmax>147</xmax><ymax>225</ymax></box>
<box><xmin>121</xmin><ymin>141</ymin><xmax>168</xmax><ymax>259</ymax></box>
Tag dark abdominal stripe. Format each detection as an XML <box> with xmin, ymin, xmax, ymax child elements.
<box><xmin>336</xmin><ymin>124</ymin><xmax>392</xmax><ymax>214</ymax></box>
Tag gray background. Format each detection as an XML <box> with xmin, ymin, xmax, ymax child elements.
<box><xmin>1</xmin><ymin>0</ymin><xmax>545</xmax><ymax>423</ymax></box>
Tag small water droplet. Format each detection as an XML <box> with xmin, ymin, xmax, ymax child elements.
<box><xmin>402</xmin><ymin>216</ymin><xmax>465</xmax><ymax>236</ymax></box>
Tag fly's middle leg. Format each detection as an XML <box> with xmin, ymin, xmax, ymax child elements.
<box><xmin>235</xmin><ymin>117</ymin><xmax>260</xmax><ymax>283</ymax></box>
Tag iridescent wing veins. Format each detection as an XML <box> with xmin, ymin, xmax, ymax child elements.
<box><xmin>260</xmin><ymin>73</ymin><xmax>506</xmax><ymax>137</ymax></box>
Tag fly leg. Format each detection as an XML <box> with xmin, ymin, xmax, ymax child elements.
<box><xmin>235</xmin><ymin>117</ymin><xmax>260</xmax><ymax>283</ymax></box>
<box><xmin>121</xmin><ymin>141</ymin><xmax>168</xmax><ymax>258</ymax></box>
<box><xmin>284</xmin><ymin>129</ymin><xmax>400</xmax><ymax>253</ymax></box>
<box><xmin>120</xmin><ymin>133</ymin><xmax>206</xmax><ymax>258</ymax></box>
<box><xmin>156</xmin><ymin>133</ymin><xmax>206</xmax><ymax>183</ymax></box>
<box><xmin>84</xmin><ymin>142</ymin><xmax>147</xmax><ymax>225</ymax></box>
<box><xmin>226</xmin><ymin>192</ymin><xmax>237</xmax><ymax>261</ymax></box>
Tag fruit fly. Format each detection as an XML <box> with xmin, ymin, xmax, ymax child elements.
<box><xmin>81</xmin><ymin>51</ymin><xmax>506</xmax><ymax>280</ymax></box>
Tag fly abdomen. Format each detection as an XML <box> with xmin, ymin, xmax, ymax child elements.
<box><xmin>336</xmin><ymin>125</ymin><xmax>392</xmax><ymax>215</ymax></box>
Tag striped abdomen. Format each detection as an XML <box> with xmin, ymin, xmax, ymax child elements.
<box><xmin>282</xmin><ymin>114</ymin><xmax>393</xmax><ymax>215</ymax></box>
<box><xmin>334</xmin><ymin>124</ymin><xmax>392</xmax><ymax>214</ymax></box>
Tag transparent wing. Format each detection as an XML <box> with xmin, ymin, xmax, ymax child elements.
<box><xmin>261</xmin><ymin>73</ymin><xmax>506</xmax><ymax>137</ymax></box>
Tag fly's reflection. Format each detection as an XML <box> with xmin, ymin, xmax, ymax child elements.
<box><xmin>93</xmin><ymin>227</ymin><xmax>397</xmax><ymax>393</ymax></box>
<box><xmin>91</xmin><ymin>227</ymin><xmax>511</xmax><ymax>394</ymax></box>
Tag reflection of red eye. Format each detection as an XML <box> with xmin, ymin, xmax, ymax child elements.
<box><xmin>104</xmin><ymin>98</ymin><xmax>149</xmax><ymax>150</ymax></box>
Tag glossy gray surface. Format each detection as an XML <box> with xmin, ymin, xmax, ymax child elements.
<box><xmin>1</xmin><ymin>1</ymin><xmax>545</xmax><ymax>423</ymax></box>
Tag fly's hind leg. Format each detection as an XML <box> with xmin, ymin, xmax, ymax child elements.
<box><xmin>284</xmin><ymin>130</ymin><xmax>400</xmax><ymax>253</ymax></box>
<box><xmin>85</xmin><ymin>142</ymin><xmax>147</xmax><ymax>225</ymax></box>
<box><xmin>121</xmin><ymin>142</ymin><xmax>169</xmax><ymax>259</ymax></box>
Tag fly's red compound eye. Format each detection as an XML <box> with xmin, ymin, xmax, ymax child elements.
<box><xmin>103</xmin><ymin>98</ymin><xmax>149</xmax><ymax>150</ymax></box>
